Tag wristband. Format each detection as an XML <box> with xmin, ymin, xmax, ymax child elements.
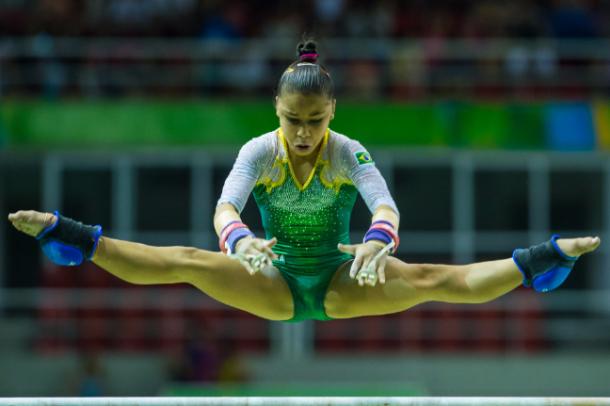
<box><xmin>363</xmin><ymin>222</ymin><xmax>399</xmax><ymax>253</ymax></box>
<box><xmin>363</xmin><ymin>229</ymin><xmax>392</xmax><ymax>245</ymax></box>
<box><xmin>226</xmin><ymin>227</ymin><xmax>255</xmax><ymax>255</ymax></box>
<box><xmin>220</xmin><ymin>220</ymin><xmax>240</xmax><ymax>235</ymax></box>
<box><xmin>219</xmin><ymin>221</ymin><xmax>247</xmax><ymax>252</ymax></box>
<box><xmin>219</xmin><ymin>221</ymin><xmax>255</xmax><ymax>254</ymax></box>
<box><xmin>372</xmin><ymin>220</ymin><xmax>395</xmax><ymax>228</ymax></box>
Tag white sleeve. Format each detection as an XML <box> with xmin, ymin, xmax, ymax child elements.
<box><xmin>216</xmin><ymin>135</ymin><xmax>274</xmax><ymax>214</ymax></box>
<box><xmin>341</xmin><ymin>139</ymin><xmax>400</xmax><ymax>217</ymax></box>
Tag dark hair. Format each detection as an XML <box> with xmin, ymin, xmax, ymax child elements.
<box><xmin>276</xmin><ymin>39</ymin><xmax>334</xmax><ymax>99</ymax></box>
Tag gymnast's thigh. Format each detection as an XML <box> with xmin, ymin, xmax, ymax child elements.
<box><xmin>323</xmin><ymin>256</ymin><xmax>428</xmax><ymax>319</ymax></box>
<box><xmin>186</xmin><ymin>251</ymin><xmax>294</xmax><ymax>321</ymax></box>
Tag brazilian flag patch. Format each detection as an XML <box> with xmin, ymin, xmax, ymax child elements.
<box><xmin>354</xmin><ymin>151</ymin><xmax>374</xmax><ymax>165</ymax></box>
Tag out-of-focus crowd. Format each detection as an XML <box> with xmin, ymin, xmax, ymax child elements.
<box><xmin>0</xmin><ymin>0</ymin><xmax>605</xmax><ymax>39</ymax></box>
<box><xmin>1</xmin><ymin>0</ymin><xmax>609</xmax><ymax>99</ymax></box>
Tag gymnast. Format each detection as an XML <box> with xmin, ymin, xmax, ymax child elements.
<box><xmin>8</xmin><ymin>39</ymin><xmax>601</xmax><ymax>322</ymax></box>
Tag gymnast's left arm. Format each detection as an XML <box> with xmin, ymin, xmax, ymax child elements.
<box><xmin>340</xmin><ymin>204</ymin><xmax>400</xmax><ymax>286</ymax></box>
<box><xmin>336</xmin><ymin>139</ymin><xmax>401</xmax><ymax>286</ymax></box>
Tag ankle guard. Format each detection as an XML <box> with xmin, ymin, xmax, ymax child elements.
<box><xmin>36</xmin><ymin>211</ymin><xmax>102</xmax><ymax>266</ymax></box>
<box><xmin>512</xmin><ymin>234</ymin><xmax>578</xmax><ymax>292</ymax></box>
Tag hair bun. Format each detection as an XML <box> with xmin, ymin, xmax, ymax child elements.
<box><xmin>297</xmin><ymin>39</ymin><xmax>318</xmax><ymax>63</ymax></box>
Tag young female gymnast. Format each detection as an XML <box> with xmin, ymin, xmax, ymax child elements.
<box><xmin>8</xmin><ymin>40</ymin><xmax>601</xmax><ymax>322</ymax></box>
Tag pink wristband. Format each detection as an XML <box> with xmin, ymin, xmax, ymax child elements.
<box><xmin>219</xmin><ymin>222</ymin><xmax>248</xmax><ymax>253</ymax></box>
<box><xmin>369</xmin><ymin>223</ymin><xmax>400</xmax><ymax>253</ymax></box>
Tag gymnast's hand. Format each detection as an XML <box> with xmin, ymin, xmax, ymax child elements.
<box><xmin>233</xmin><ymin>236</ymin><xmax>279</xmax><ymax>275</ymax></box>
<box><xmin>8</xmin><ymin>210</ymin><xmax>57</xmax><ymax>237</ymax></box>
<box><xmin>338</xmin><ymin>240</ymin><xmax>390</xmax><ymax>287</ymax></box>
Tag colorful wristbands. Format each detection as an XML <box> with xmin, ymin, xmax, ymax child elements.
<box><xmin>371</xmin><ymin>220</ymin><xmax>395</xmax><ymax>229</ymax></box>
<box><xmin>363</xmin><ymin>220</ymin><xmax>399</xmax><ymax>253</ymax></box>
<box><xmin>363</xmin><ymin>229</ymin><xmax>392</xmax><ymax>245</ymax></box>
<box><xmin>219</xmin><ymin>221</ymin><xmax>254</xmax><ymax>254</ymax></box>
<box><xmin>226</xmin><ymin>227</ymin><xmax>255</xmax><ymax>255</ymax></box>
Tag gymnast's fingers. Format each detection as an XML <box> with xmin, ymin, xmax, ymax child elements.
<box><xmin>265</xmin><ymin>237</ymin><xmax>277</xmax><ymax>247</ymax></box>
<box><xmin>253</xmin><ymin>239</ymin><xmax>278</xmax><ymax>261</ymax></box>
<box><xmin>262</xmin><ymin>245</ymin><xmax>278</xmax><ymax>260</ymax></box>
<box><xmin>229</xmin><ymin>253</ymin><xmax>256</xmax><ymax>275</ymax></box>
<box><xmin>359</xmin><ymin>254</ymin><xmax>373</xmax><ymax>278</ymax></box>
<box><xmin>337</xmin><ymin>243</ymin><xmax>357</xmax><ymax>255</ymax></box>
<box><xmin>366</xmin><ymin>271</ymin><xmax>378</xmax><ymax>287</ymax></box>
<box><xmin>377</xmin><ymin>259</ymin><xmax>387</xmax><ymax>284</ymax></box>
<box><xmin>266</xmin><ymin>237</ymin><xmax>279</xmax><ymax>259</ymax></box>
<box><xmin>358</xmin><ymin>260</ymin><xmax>378</xmax><ymax>287</ymax></box>
<box><xmin>359</xmin><ymin>269</ymin><xmax>377</xmax><ymax>287</ymax></box>
<box><xmin>249</xmin><ymin>253</ymin><xmax>265</xmax><ymax>272</ymax></box>
<box><xmin>349</xmin><ymin>255</ymin><xmax>363</xmax><ymax>279</ymax></box>
<box><xmin>241</xmin><ymin>257</ymin><xmax>257</xmax><ymax>275</ymax></box>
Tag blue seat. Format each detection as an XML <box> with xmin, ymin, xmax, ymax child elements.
<box><xmin>545</xmin><ymin>102</ymin><xmax>596</xmax><ymax>151</ymax></box>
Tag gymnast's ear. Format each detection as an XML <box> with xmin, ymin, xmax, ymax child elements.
<box><xmin>274</xmin><ymin>96</ymin><xmax>281</xmax><ymax>118</ymax></box>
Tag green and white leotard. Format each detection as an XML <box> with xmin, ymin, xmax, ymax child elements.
<box><xmin>217</xmin><ymin>128</ymin><xmax>399</xmax><ymax>321</ymax></box>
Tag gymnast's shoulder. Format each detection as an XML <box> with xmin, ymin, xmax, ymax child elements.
<box><xmin>326</xmin><ymin>129</ymin><xmax>372</xmax><ymax>164</ymax></box>
<box><xmin>236</xmin><ymin>130</ymin><xmax>278</xmax><ymax>163</ymax></box>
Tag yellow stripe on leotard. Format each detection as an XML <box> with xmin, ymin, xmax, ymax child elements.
<box><xmin>278</xmin><ymin>127</ymin><xmax>329</xmax><ymax>191</ymax></box>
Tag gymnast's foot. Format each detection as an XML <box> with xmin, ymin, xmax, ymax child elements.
<box><xmin>7</xmin><ymin>210</ymin><xmax>57</xmax><ymax>238</ymax></box>
<box><xmin>514</xmin><ymin>235</ymin><xmax>601</xmax><ymax>292</ymax></box>
<box><xmin>556</xmin><ymin>236</ymin><xmax>601</xmax><ymax>257</ymax></box>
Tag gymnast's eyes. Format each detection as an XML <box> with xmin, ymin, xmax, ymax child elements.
<box><xmin>285</xmin><ymin>116</ymin><xmax>324</xmax><ymax>126</ymax></box>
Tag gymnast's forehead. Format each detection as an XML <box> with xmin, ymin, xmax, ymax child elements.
<box><xmin>276</xmin><ymin>93</ymin><xmax>334</xmax><ymax>116</ymax></box>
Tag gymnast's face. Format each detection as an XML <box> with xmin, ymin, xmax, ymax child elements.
<box><xmin>275</xmin><ymin>92</ymin><xmax>336</xmax><ymax>159</ymax></box>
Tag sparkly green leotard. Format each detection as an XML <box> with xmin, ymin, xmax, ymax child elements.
<box><xmin>253</xmin><ymin>130</ymin><xmax>357</xmax><ymax>321</ymax></box>
<box><xmin>217</xmin><ymin>128</ymin><xmax>398</xmax><ymax>322</ymax></box>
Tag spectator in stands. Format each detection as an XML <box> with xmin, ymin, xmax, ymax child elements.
<box><xmin>169</xmin><ymin>321</ymin><xmax>221</xmax><ymax>382</ymax></box>
<box><xmin>548</xmin><ymin>0</ymin><xmax>598</xmax><ymax>38</ymax></box>
<box><xmin>69</xmin><ymin>351</ymin><xmax>107</xmax><ymax>396</ymax></box>
<box><xmin>32</xmin><ymin>33</ymin><xmax>67</xmax><ymax>100</ymax></box>
<box><xmin>217</xmin><ymin>340</ymin><xmax>249</xmax><ymax>384</ymax></box>
<box><xmin>199</xmin><ymin>2</ymin><xmax>247</xmax><ymax>41</ymax></box>
<box><xmin>0</xmin><ymin>0</ymin><xmax>607</xmax><ymax>40</ymax></box>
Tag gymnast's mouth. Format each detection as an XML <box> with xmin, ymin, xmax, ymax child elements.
<box><xmin>296</xmin><ymin>144</ymin><xmax>311</xmax><ymax>151</ymax></box>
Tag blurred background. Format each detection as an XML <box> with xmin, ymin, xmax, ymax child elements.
<box><xmin>1</xmin><ymin>0</ymin><xmax>610</xmax><ymax>398</ymax></box>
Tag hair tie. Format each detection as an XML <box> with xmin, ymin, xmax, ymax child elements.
<box><xmin>299</xmin><ymin>53</ymin><xmax>318</xmax><ymax>62</ymax></box>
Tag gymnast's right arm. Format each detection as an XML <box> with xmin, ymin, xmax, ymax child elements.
<box><xmin>214</xmin><ymin>134</ymin><xmax>278</xmax><ymax>268</ymax></box>
<box><xmin>22</xmin><ymin>137</ymin><xmax>273</xmax><ymax>280</ymax></box>
<box><xmin>7</xmin><ymin>136</ymin><xmax>275</xmax><ymax>284</ymax></box>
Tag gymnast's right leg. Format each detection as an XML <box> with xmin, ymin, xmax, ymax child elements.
<box><xmin>8</xmin><ymin>210</ymin><xmax>294</xmax><ymax>321</ymax></box>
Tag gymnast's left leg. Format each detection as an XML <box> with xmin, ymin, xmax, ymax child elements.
<box><xmin>324</xmin><ymin>236</ymin><xmax>600</xmax><ymax>319</ymax></box>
